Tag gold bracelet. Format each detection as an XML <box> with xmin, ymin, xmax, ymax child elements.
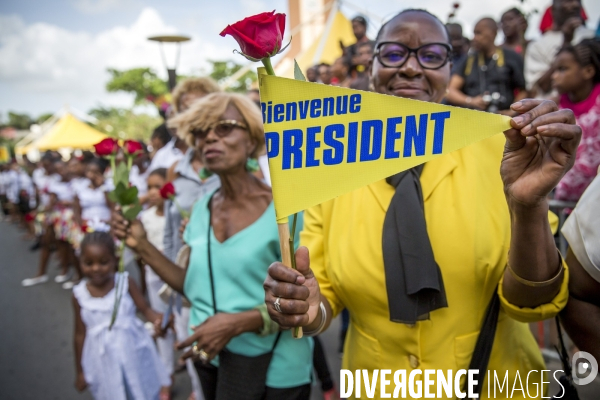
<box><xmin>507</xmin><ymin>254</ymin><xmax>564</xmax><ymax>288</ymax></box>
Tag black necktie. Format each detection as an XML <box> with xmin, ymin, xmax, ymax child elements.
<box><xmin>382</xmin><ymin>165</ymin><xmax>448</xmax><ymax>324</ymax></box>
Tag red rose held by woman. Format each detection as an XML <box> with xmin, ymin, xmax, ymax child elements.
<box><xmin>159</xmin><ymin>182</ymin><xmax>176</xmax><ymax>200</ymax></box>
<box><xmin>93</xmin><ymin>138</ymin><xmax>119</xmax><ymax>156</ymax></box>
<box><xmin>123</xmin><ymin>140</ymin><xmax>143</xmax><ymax>156</ymax></box>
<box><xmin>220</xmin><ymin>11</ymin><xmax>286</xmax><ymax>61</ymax></box>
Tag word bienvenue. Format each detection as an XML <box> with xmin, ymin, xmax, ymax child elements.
<box><xmin>340</xmin><ymin>369</ymin><xmax>566</xmax><ymax>399</ymax></box>
<box><xmin>261</xmin><ymin>94</ymin><xmax>451</xmax><ymax>170</ymax></box>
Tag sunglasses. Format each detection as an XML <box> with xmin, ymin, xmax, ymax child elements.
<box><xmin>191</xmin><ymin>120</ymin><xmax>248</xmax><ymax>140</ymax></box>
<box><xmin>375</xmin><ymin>42</ymin><xmax>451</xmax><ymax>70</ymax></box>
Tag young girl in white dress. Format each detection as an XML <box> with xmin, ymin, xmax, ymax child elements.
<box><xmin>139</xmin><ymin>168</ymin><xmax>174</xmax><ymax>397</ymax></box>
<box><xmin>73</xmin><ymin>231</ymin><xmax>170</xmax><ymax>400</ymax></box>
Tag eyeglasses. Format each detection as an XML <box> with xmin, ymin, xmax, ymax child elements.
<box><xmin>375</xmin><ymin>42</ymin><xmax>451</xmax><ymax>70</ymax></box>
<box><xmin>191</xmin><ymin>120</ymin><xmax>248</xmax><ymax>140</ymax></box>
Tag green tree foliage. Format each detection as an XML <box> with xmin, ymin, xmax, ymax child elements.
<box><xmin>88</xmin><ymin>107</ymin><xmax>162</xmax><ymax>141</ymax></box>
<box><xmin>6</xmin><ymin>112</ymin><xmax>34</xmax><ymax>130</ymax></box>
<box><xmin>105</xmin><ymin>68</ymin><xmax>169</xmax><ymax>104</ymax></box>
<box><xmin>36</xmin><ymin>113</ymin><xmax>54</xmax><ymax>124</ymax></box>
<box><xmin>206</xmin><ymin>60</ymin><xmax>257</xmax><ymax>93</ymax></box>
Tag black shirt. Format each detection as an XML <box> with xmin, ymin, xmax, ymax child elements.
<box><xmin>454</xmin><ymin>48</ymin><xmax>525</xmax><ymax>111</ymax></box>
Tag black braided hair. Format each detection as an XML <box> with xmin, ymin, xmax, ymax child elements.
<box><xmin>558</xmin><ymin>38</ymin><xmax>600</xmax><ymax>83</ymax></box>
<box><xmin>80</xmin><ymin>231</ymin><xmax>116</xmax><ymax>256</ymax></box>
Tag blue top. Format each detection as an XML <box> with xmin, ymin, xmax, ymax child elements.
<box><xmin>183</xmin><ymin>190</ymin><xmax>312</xmax><ymax>388</ymax></box>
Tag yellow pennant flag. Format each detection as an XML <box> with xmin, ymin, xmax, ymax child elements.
<box><xmin>258</xmin><ymin>74</ymin><xmax>511</xmax><ymax>222</ymax></box>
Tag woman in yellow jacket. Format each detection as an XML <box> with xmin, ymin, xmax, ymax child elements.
<box><xmin>264</xmin><ymin>9</ymin><xmax>581</xmax><ymax>400</ymax></box>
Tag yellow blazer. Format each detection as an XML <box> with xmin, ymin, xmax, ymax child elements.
<box><xmin>301</xmin><ymin>134</ymin><xmax>568</xmax><ymax>399</ymax></box>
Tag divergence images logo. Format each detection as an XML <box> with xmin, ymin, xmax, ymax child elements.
<box><xmin>572</xmin><ymin>351</ymin><xmax>598</xmax><ymax>386</ymax></box>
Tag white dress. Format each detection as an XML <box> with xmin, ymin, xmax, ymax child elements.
<box><xmin>139</xmin><ymin>207</ymin><xmax>175</xmax><ymax>378</ymax></box>
<box><xmin>73</xmin><ymin>273</ymin><xmax>170</xmax><ymax>400</ymax></box>
<box><xmin>77</xmin><ymin>184</ymin><xmax>111</xmax><ymax>228</ymax></box>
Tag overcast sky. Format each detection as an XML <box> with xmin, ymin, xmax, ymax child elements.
<box><xmin>1</xmin><ymin>0</ymin><xmax>599</xmax><ymax>119</ymax></box>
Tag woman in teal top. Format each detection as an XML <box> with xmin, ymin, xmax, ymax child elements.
<box><xmin>183</xmin><ymin>191</ymin><xmax>310</xmax><ymax>386</ymax></box>
<box><xmin>112</xmin><ymin>92</ymin><xmax>313</xmax><ymax>400</ymax></box>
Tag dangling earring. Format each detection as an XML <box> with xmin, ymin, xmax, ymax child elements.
<box><xmin>199</xmin><ymin>167</ymin><xmax>213</xmax><ymax>180</ymax></box>
<box><xmin>246</xmin><ymin>158</ymin><xmax>260</xmax><ymax>172</ymax></box>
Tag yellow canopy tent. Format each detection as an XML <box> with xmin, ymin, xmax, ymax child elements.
<box><xmin>275</xmin><ymin>9</ymin><xmax>355</xmax><ymax>78</ymax></box>
<box><xmin>26</xmin><ymin>113</ymin><xmax>107</xmax><ymax>152</ymax></box>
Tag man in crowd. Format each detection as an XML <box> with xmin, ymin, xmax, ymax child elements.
<box><xmin>344</xmin><ymin>16</ymin><xmax>375</xmax><ymax>65</ymax></box>
<box><xmin>525</xmin><ymin>0</ymin><xmax>595</xmax><ymax>98</ymax></box>
<box><xmin>317</xmin><ymin>63</ymin><xmax>332</xmax><ymax>85</ymax></box>
<box><xmin>446</xmin><ymin>22</ymin><xmax>469</xmax><ymax>64</ymax></box>
<box><xmin>306</xmin><ymin>66</ymin><xmax>318</xmax><ymax>82</ymax></box>
<box><xmin>500</xmin><ymin>8</ymin><xmax>529</xmax><ymax>56</ymax></box>
<box><xmin>349</xmin><ymin>41</ymin><xmax>374</xmax><ymax>91</ymax></box>
<box><xmin>447</xmin><ymin>17</ymin><xmax>526</xmax><ymax>114</ymax></box>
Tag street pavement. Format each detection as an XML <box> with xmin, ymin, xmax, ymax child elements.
<box><xmin>2</xmin><ymin>218</ymin><xmax>599</xmax><ymax>399</ymax></box>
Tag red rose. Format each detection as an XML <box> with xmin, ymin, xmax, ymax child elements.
<box><xmin>123</xmin><ymin>140</ymin><xmax>143</xmax><ymax>156</ymax></box>
<box><xmin>160</xmin><ymin>182</ymin><xmax>176</xmax><ymax>200</ymax></box>
<box><xmin>94</xmin><ymin>138</ymin><xmax>119</xmax><ymax>156</ymax></box>
<box><xmin>220</xmin><ymin>11</ymin><xmax>286</xmax><ymax>61</ymax></box>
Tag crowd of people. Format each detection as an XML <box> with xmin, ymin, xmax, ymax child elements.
<box><xmin>1</xmin><ymin>1</ymin><xmax>600</xmax><ymax>399</ymax></box>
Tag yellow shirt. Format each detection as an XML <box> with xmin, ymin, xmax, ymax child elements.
<box><xmin>300</xmin><ymin>134</ymin><xmax>569</xmax><ymax>399</ymax></box>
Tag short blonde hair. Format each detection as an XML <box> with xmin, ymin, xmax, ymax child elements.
<box><xmin>171</xmin><ymin>77</ymin><xmax>221</xmax><ymax>113</ymax></box>
<box><xmin>168</xmin><ymin>92</ymin><xmax>265</xmax><ymax>159</ymax></box>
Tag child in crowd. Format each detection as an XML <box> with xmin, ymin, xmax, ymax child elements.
<box><xmin>73</xmin><ymin>231</ymin><xmax>170</xmax><ymax>400</ymax></box>
<box><xmin>139</xmin><ymin>168</ymin><xmax>174</xmax><ymax>398</ymax></box>
<box><xmin>73</xmin><ymin>158</ymin><xmax>113</xmax><ymax>235</ymax></box>
<box><xmin>21</xmin><ymin>159</ymin><xmax>74</xmax><ymax>287</ymax></box>
<box><xmin>68</xmin><ymin>157</ymin><xmax>91</xmax><ymax>193</ymax></box>
<box><xmin>552</xmin><ymin>38</ymin><xmax>600</xmax><ymax>202</ymax></box>
<box><xmin>49</xmin><ymin>160</ymin><xmax>80</xmax><ymax>285</ymax></box>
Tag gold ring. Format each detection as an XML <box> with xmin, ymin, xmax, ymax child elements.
<box><xmin>193</xmin><ymin>344</ymin><xmax>209</xmax><ymax>361</ymax></box>
<box><xmin>192</xmin><ymin>344</ymin><xmax>201</xmax><ymax>356</ymax></box>
<box><xmin>199</xmin><ymin>349</ymin><xmax>209</xmax><ymax>361</ymax></box>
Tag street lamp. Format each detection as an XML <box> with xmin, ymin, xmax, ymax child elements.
<box><xmin>147</xmin><ymin>35</ymin><xmax>191</xmax><ymax>91</ymax></box>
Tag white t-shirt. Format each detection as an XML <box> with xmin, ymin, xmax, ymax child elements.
<box><xmin>129</xmin><ymin>165</ymin><xmax>148</xmax><ymax>197</ymax></box>
<box><xmin>36</xmin><ymin>173</ymin><xmax>60</xmax><ymax>208</ymax></box>
<box><xmin>525</xmin><ymin>26</ymin><xmax>595</xmax><ymax>94</ymax></box>
<box><xmin>140</xmin><ymin>206</ymin><xmax>166</xmax><ymax>284</ymax></box>
<box><xmin>0</xmin><ymin>170</ymin><xmax>10</xmax><ymax>195</ymax></box>
<box><xmin>148</xmin><ymin>139</ymin><xmax>183</xmax><ymax>173</ymax></box>
<box><xmin>562</xmin><ymin>174</ymin><xmax>600</xmax><ymax>283</ymax></box>
<box><xmin>6</xmin><ymin>169</ymin><xmax>36</xmax><ymax>207</ymax></box>
<box><xmin>49</xmin><ymin>180</ymin><xmax>74</xmax><ymax>202</ymax></box>
<box><xmin>32</xmin><ymin>168</ymin><xmax>45</xmax><ymax>188</ymax></box>
<box><xmin>78</xmin><ymin>184</ymin><xmax>111</xmax><ymax>222</ymax></box>
<box><xmin>5</xmin><ymin>170</ymin><xmax>19</xmax><ymax>203</ymax></box>
<box><xmin>71</xmin><ymin>177</ymin><xmax>91</xmax><ymax>193</ymax></box>
<box><xmin>141</xmin><ymin>206</ymin><xmax>166</xmax><ymax>252</ymax></box>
